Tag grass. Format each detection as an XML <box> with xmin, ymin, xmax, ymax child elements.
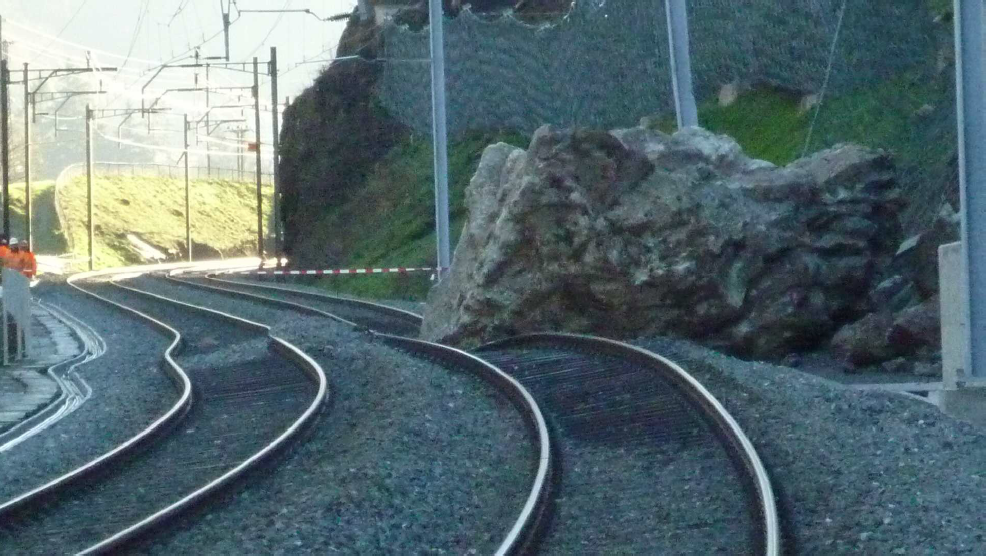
<box><xmin>300</xmin><ymin>130</ymin><xmax>529</xmax><ymax>300</ymax></box>
<box><xmin>304</xmin><ymin>69</ymin><xmax>954</xmax><ymax>301</ymax></box>
<box><xmin>56</xmin><ymin>175</ymin><xmax>273</xmax><ymax>269</ymax></box>
<box><xmin>5</xmin><ymin>180</ymin><xmax>69</xmax><ymax>255</ymax></box>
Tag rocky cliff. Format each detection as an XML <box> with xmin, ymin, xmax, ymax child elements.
<box><xmin>278</xmin><ymin>18</ymin><xmax>407</xmax><ymax>267</ymax></box>
<box><xmin>421</xmin><ymin>125</ymin><xmax>908</xmax><ymax>360</ymax></box>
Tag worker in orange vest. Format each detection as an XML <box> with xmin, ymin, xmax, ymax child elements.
<box><xmin>6</xmin><ymin>239</ymin><xmax>37</xmax><ymax>279</ymax></box>
<box><xmin>14</xmin><ymin>239</ymin><xmax>37</xmax><ymax>279</ymax></box>
<box><xmin>0</xmin><ymin>235</ymin><xmax>10</xmax><ymax>263</ymax></box>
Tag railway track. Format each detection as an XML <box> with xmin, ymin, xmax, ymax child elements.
<box><xmin>167</xmin><ymin>272</ymin><xmax>780</xmax><ymax>555</ymax></box>
<box><xmin>478</xmin><ymin>334</ymin><xmax>780</xmax><ymax>555</ymax></box>
<box><xmin>0</xmin><ymin>275</ymin><xmax>327</xmax><ymax>555</ymax></box>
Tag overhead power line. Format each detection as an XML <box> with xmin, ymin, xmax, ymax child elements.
<box><xmin>29</xmin><ymin>0</ymin><xmax>91</xmax><ymax>64</ymax></box>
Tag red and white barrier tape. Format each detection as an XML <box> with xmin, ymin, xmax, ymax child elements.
<box><xmin>233</xmin><ymin>266</ymin><xmax>445</xmax><ymax>276</ymax></box>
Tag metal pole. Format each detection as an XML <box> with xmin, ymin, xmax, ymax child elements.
<box><xmin>664</xmin><ymin>0</ymin><xmax>698</xmax><ymax>128</ymax></box>
<box><xmin>23</xmin><ymin>63</ymin><xmax>31</xmax><ymax>250</ymax></box>
<box><xmin>269</xmin><ymin>47</ymin><xmax>282</xmax><ymax>267</ymax></box>
<box><xmin>954</xmin><ymin>0</ymin><xmax>986</xmax><ymax>379</ymax></box>
<box><xmin>357</xmin><ymin>0</ymin><xmax>372</xmax><ymax>21</ymax></box>
<box><xmin>184</xmin><ymin>114</ymin><xmax>192</xmax><ymax>262</ymax></box>
<box><xmin>222</xmin><ymin>6</ymin><xmax>232</xmax><ymax>62</ymax></box>
<box><xmin>237</xmin><ymin>126</ymin><xmax>243</xmax><ymax>181</ymax></box>
<box><xmin>428</xmin><ymin>0</ymin><xmax>451</xmax><ymax>279</ymax></box>
<box><xmin>205</xmin><ymin>65</ymin><xmax>211</xmax><ymax>178</ymax></box>
<box><xmin>85</xmin><ymin>104</ymin><xmax>94</xmax><ymax>271</ymax></box>
<box><xmin>253</xmin><ymin>57</ymin><xmax>264</xmax><ymax>263</ymax></box>
<box><xmin>0</xmin><ymin>59</ymin><xmax>9</xmax><ymax>240</ymax></box>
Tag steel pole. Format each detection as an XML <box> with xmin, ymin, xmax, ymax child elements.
<box><xmin>184</xmin><ymin>114</ymin><xmax>192</xmax><ymax>262</ymax></box>
<box><xmin>954</xmin><ymin>0</ymin><xmax>986</xmax><ymax>379</ymax></box>
<box><xmin>85</xmin><ymin>105</ymin><xmax>94</xmax><ymax>270</ymax></box>
<box><xmin>205</xmin><ymin>65</ymin><xmax>211</xmax><ymax>178</ymax></box>
<box><xmin>23</xmin><ymin>63</ymin><xmax>31</xmax><ymax>250</ymax></box>
<box><xmin>0</xmin><ymin>59</ymin><xmax>9</xmax><ymax>240</ymax></box>
<box><xmin>269</xmin><ymin>47</ymin><xmax>282</xmax><ymax>267</ymax></box>
<box><xmin>428</xmin><ymin>0</ymin><xmax>451</xmax><ymax>279</ymax></box>
<box><xmin>253</xmin><ymin>57</ymin><xmax>264</xmax><ymax>264</ymax></box>
<box><xmin>664</xmin><ymin>0</ymin><xmax>698</xmax><ymax>128</ymax></box>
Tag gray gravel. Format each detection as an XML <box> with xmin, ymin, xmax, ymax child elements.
<box><xmin>0</xmin><ymin>284</ymin><xmax>175</xmax><ymax>502</ymax></box>
<box><xmin>129</xmin><ymin>276</ymin><xmax>537</xmax><ymax>555</ymax></box>
<box><xmin>636</xmin><ymin>336</ymin><xmax>986</xmax><ymax>555</ymax></box>
<box><xmin>213</xmin><ymin>274</ymin><xmax>427</xmax><ymax>315</ymax></box>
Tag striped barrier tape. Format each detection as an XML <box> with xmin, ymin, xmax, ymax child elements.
<box><xmin>233</xmin><ymin>267</ymin><xmax>445</xmax><ymax>276</ymax></box>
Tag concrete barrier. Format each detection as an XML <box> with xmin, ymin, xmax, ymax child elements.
<box><xmin>936</xmin><ymin>242</ymin><xmax>985</xmax><ymax>427</ymax></box>
<box><xmin>2</xmin><ymin>268</ymin><xmax>32</xmax><ymax>365</ymax></box>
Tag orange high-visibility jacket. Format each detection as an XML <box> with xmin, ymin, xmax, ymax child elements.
<box><xmin>17</xmin><ymin>251</ymin><xmax>37</xmax><ymax>278</ymax></box>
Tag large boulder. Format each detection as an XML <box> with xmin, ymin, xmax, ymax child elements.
<box><xmin>421</xmin><ymin>125</ymin><xmax>903</xmax><ymax>358</ymax></box>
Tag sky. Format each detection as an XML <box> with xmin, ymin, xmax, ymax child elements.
<box><xmin>1</xmin><ymin>0</ymin><xmax>356</xmax><ymax>174</ymax></box>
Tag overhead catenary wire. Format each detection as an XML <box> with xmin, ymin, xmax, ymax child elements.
<box><xmin>94</xmin><ymin>126</ymin><xmax>246</xmax><ymax>158</ymax></box>
<box><xmin>28</xmin><ymin>0</ymin><xmax>92</xmax><ymax>64</ymax></box>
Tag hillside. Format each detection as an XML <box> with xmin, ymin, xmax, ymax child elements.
<box><xmin>6</xmin><ymin>180</ymin><xmax>69</xmax><ymax>255</ymax></box>
<box><xmin>55</xmin><ymin>175</ymin><xmax>273</xmax><ymax>269</ymax></box>
<box><xmin>278</xmin><ymin>1</ymin><xmax>955</xmax><ymax>301</ymax></box>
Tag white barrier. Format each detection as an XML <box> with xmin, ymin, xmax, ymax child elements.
<box><xmin>2</xmin><ymin>268</ymin><xmax>32</xmax><ymax>365</ymax></box>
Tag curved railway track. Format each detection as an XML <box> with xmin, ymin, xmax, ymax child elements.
<box><xmin>167</xmin><ymin>272</ymin><xmax>780</xmax><ymax>555</ymax></box>
<box><xmin>0</xmin><ymin>275</ymin><xmax>327</xmax><ymax>555</ymax></box>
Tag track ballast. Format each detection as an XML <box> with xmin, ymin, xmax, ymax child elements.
<box><xmin>0</xmin><ymin>282</ymin><xmax>319</xmax><ymax>555</ymax></box>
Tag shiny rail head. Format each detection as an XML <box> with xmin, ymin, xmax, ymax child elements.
<box><xmin>475</xmin><ymin>332</ymin><xmax>781</xmax><ymax>556</ymax></box>
<box><xmin>376</xmin><ymin>333</ymin><xmax>554</xmax><ymax>556</ymax></box>
<box><xmin>67</xmin><ymin>271</ymin><xmax>328</xmax><ymax>554</ymax></box>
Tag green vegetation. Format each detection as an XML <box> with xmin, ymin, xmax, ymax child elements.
<box><xmin>57</xmin><ymin>175</ymin><xmax>272</xmax><ymax>269</ymax></box>
<box><xmin>301</xmin><ymin>130</ymin><xmax>529</xmax><ymax>300</ymax></box>
<box><xmin>6</xmin><ymin>180</ymin><xmax>69</xmax><ymax>255</ymax></box>
<box><xmin>307</xmin><ymin>70</ymin><xmax>953</xmax><ymax>301</ymax></box>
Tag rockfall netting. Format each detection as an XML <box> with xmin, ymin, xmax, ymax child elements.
<box><xmin>373</xmin><ymin>0</ymin><xmax>957</xmax><ymax>234</ymax></box>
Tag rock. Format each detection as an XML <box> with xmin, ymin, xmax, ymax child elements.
<box><xmin>880</xmin><ymin>357</ymin><xmax>913</xmax><ymax>374</ymax></box>
<box><xmin>891</xmin><ymin>203</ymin><xmax>959</xmax><ymax>297</ymax></box>
<box><xmin>888</xmin><ymin>295</ymin><xmax>941</xmax><ymax>351</ymax></box>
<box><xmin>718</xmin><ymin>82</ymin><xmax>739</xmax><ymax>107</ymax></box>
<box><xmin>913</xmin><ymin>104</ymin><xmax>935</xmax><ymax>118</ymax></box>
<box><xmin>830</xmin><ymin>312</ymin><xmax>897</xmax><ymax>366</ymax></box>
<box><xmin>421</xmin><ymin>125</ymin><xmax>903</xmax><ymax>358</ymax></box>
<box><xmin>912</xmin><ymin>361</ymin><xmax>941</xmax><ymax>377</ymax></box>
<box><xmin>279</xmin><ymin>18</ymin><xmax>408</xmax><ymax>268</ymax></box>
<box><xmin>781</xmin><ymin>353</ymin><xmax>803</xmax><ymax>368</ymax></box>
<box><xmin>799</xmin><ymin>93</ymin><xmax>820</xmax><ymax>114</ymax></box>
<box><xmin>870</xmin><ymin>275</ymin><xmax>921</xmax><ymax>313</ymax></box>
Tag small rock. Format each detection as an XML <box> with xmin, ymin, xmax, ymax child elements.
<box><xmin>799</xmin><ymin>93</ymin><xmax>820</xmax><ymax>113</ymax></box>
<box><xmin>781</xmin><ymin>353</ymin><xmax>803</xmax><ymax>368</ymax></box>
<box><xmin>912</xmin><ymin>361</ymin><xmax>941</xmax><ymax>377</ymax></box>
<box><xmin>880</xmin><ymin>357</ymin><xmax>912</xmax><ymax>374</ymax></box>
<box><xmin>718</xmin><ymin>82</ymin><xmax>739</xmax><ymax>107</ymax></box>
<box><xmin>831</xmin><ymin>312</ymin><xmax>896</xmax><ymax>365</ymax></box>
<box><xmin>914</xmin><ymin>104</ymin><xmax>935</xmax><ymax>117</ymax></box>
<box><xmin>888</xmin><ymin>295</ymin><xmax>941</xmax><ymax>352</ymax></box>
<box><xmin>870</xmin><ymin>275</ymin><xmax>921</xmax><ymax>313</ymax></box>
<box><xmin>859</xmin><ymin>531</ymin><xmax>872</xmax><ymax>541</ymax></box>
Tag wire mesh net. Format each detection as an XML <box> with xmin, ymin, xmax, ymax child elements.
<box><xmin>371</xmin><ymin>0</ymin><xmax>957</xmax><ymax>236</ymax></box>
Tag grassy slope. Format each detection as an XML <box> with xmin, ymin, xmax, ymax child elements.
<box><xmin>298</xmin><ymin>131</ymin><xmax>528</xmax><ymax>300</ymax></box>
<box><xmin>57</xmin><ymin>175</ymin><xmax>273</xmax><ymax>269</ymax></box>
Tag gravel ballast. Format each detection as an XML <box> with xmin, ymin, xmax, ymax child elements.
<box><xmin>636</xmin><ymin>336</ymin><xmax>985</xmax><ymax>555</ymax></box>
<box><xmin>128</xmin><ymin>275</ymin><xmax>537</xmax><ymax>555</ymax></box>
<box><xmin>211</xmin><ymin>274</ymin><xmax>427</xmax><ymax>315</ymax></box>
<box><xmin>0</xmin><ymin>284</ymin><xmax>175</xmax><ymax>502</ymax></box>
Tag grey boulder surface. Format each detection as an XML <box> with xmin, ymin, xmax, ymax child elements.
<box><xmin>422</xmin><ymin>124</ymin><xmax>902</xmax><ymax>359</ymax></box>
